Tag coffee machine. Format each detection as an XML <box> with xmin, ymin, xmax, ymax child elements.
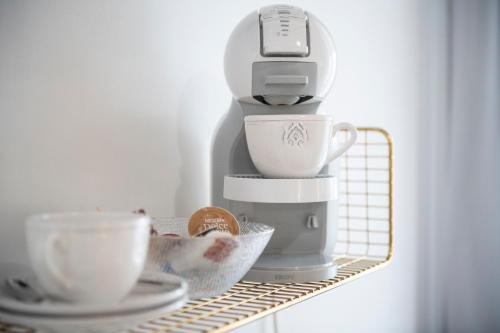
<box><xmin>212</xmin><ymin>4</ymin><xmax>342</xmax><ymax>283</ymax></box>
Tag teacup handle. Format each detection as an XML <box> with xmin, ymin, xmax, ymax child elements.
<box><xmin>327</xmin><ymin>123</ymin><xmax>358</xmax><ymax>163</ymax></box>
<box><xmin>45</xmin><ymin>234</ymin><xmax>71</xmax><ymax>291</ymax></box>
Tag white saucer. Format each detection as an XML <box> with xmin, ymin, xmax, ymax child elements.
<box><xmin>0</xmin><ymin>272</ymin><xmax>187</xmax><ymax>318</ymax></box>
<box><xmin>0</xmin><ymin>297</ymin><xmax>188</xmax><ymax>333</ymax></box>
<box><xmin>0</xmin><ymin>263</ymin><xmax>188</xmax><ymax>332</ymax></box>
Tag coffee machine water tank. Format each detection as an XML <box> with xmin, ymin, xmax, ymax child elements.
<box><xmin>224</xmin><ymin>4</ymin><xmax>337</xmax><ymax>106</ymax></box>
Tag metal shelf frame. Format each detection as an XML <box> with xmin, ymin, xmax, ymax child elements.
<box><xmin>0</xmin><ymin>128</ymin><xmax>393</xmax><ymax>333</ymax></box>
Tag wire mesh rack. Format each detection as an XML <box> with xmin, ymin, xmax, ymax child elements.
<box><xmin>0</xmin><ymin>127</ymin><xmax>393</xmax><ymax>333</ymax></box>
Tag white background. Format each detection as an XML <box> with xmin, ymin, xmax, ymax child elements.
<box><xmin>0</xmin><ymin>1</ymin><xmax>421</xmax><ymax>332</ymax></box>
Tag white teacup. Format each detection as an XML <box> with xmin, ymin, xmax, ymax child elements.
<box><xmin>245</xmin><ymin>114</ymin><xmax>358</xmax><ymax>178</ymax></box>
<box><xmin>26</xmin><ymin>212</ymin><xmax>150</xmax><ymax>304</ymax></box>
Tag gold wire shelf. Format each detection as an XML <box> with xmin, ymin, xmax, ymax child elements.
<box><xmin>0</xmin><ymin>127</ymin><xmax>393</xmax><ymax>333</ymax></box>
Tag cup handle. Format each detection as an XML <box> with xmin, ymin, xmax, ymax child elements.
<box><xmin>327</xmin><ymin>123</ymin><xmax>358</xmax><ymax>163</ymax></box>
<box><xmin>45</xmin><ymin>234</ymin><xmax>71</xmax><ymax>290</ymax></box>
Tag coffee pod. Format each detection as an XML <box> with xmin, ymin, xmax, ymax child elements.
<box><xmin>188</xmin><ymin>207</ymin><xmax>240</xmax><ymax>236</ymax></box>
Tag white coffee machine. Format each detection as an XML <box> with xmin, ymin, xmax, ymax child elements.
<box><xmin>212</xmin><ymin>4</ymin><xmax>344</xmax><ymax>283</ymax></box>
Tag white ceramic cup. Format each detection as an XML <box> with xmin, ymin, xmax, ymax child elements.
<box><xmin>244</xmin><ymin>114</ymin><xmax>358</xmax><ymax>178</ymax></box>
<box><xmin>25</xmin><ymin>212</ymin><xmax>151</xmax><ymax>304</ymax></box>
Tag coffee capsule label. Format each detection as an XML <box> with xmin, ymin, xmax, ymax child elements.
<box><xmin>188</xmin><ymin>207</ymin><xmax>240</xmax><ymax>236</ymax></box>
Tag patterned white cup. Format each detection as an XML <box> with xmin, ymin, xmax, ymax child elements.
<box><xmin>244</xmin><ymin>114</ymin><xmax>357</xmax><ymax>178</ymax></box>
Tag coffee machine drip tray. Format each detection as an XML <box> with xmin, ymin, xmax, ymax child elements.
<box><xmin>223</xmin><ymin>174</ymin><xmax>337</xmax><ymax>203</ymax></box>
<box><xmin>244</xmin><ymin>253</ymin><xmax>337</xmax><ymax>283</ymax></box>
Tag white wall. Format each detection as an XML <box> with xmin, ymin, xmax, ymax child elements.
<box><xmin>0</xmin><ymin>1</ymin><xmax>421</xmax><ymax>332</ymax></box>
